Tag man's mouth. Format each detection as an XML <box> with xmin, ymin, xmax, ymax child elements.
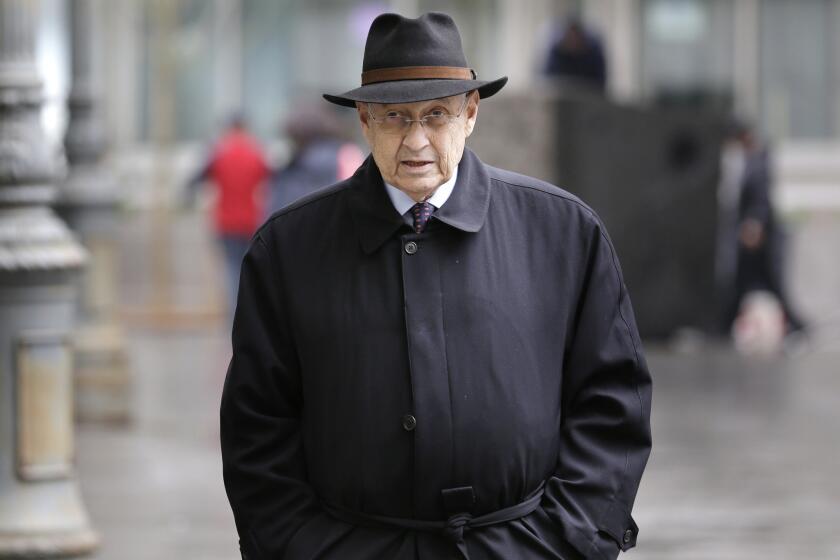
<box><xmin>401</xmin><ymin>160</ymin><xmax>433</xmax><ymax>168</ymax></box>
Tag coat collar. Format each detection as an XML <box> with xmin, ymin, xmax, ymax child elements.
<box><xmin>348</xmin><ymin>148</ymin><xmax>491</xmax><ymax>254</ymax></box>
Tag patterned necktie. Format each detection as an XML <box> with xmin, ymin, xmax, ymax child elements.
<box><xmin>411</xmin><ymin>202</ymin><xmax>434</xmax><ymax>233</ymax></box>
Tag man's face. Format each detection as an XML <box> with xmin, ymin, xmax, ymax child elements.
<box><xmin>357</xmin><ymin>91</ymin><xmax>480</xmax><ymax>201</ymax></box>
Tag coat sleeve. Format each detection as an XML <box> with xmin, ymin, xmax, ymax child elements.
<box><xmin>739</xmin><ymin>151</ymin><xmax>773</xmax><ymax>227</ymax></box>
<box><xmin>220</xmin><ymin>232</ymin><xmax>322</xmax><ymax>559</ymax></box>
<box><xmin>541</xmin><ymin>221</ymin><xmax>652</xmax><ymax>560</ymax></box>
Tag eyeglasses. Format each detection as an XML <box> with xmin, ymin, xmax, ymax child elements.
<box><xmin>367</xmin><ymin>95</ymin><xmax>469</xmax><ymax>134</ymax></box>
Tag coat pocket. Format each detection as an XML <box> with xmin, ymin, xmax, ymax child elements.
<box><xmin>284</xmin><ymin>513</ymin><xmax>355</xmax><ymax>559</ymax></box>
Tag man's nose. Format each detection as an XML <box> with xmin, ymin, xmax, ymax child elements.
<box><xmin>401</xmin><ymin>120</ymin><xmax>431</xmax><ymax>151</ymax></box>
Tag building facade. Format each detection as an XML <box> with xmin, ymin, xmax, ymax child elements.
<box><xmin>30</xmin><ymin>0</ymin><xmax>840</xmax><ymax>209</ymax></box>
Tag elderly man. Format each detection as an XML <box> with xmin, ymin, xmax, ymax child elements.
<box><xmin>221</xmin><ymin>12</ymin><xmax>651</xmax><ymax>560</ymax></box>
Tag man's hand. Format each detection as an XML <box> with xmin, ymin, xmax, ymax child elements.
<box><xmin>739</xmin><ymin>218</ymin><xmax>765</xmax><ymax>250</ymax></box>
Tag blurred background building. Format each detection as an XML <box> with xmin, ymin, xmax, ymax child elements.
<box><xmin>4</xmin><ymin>0</ymin><xmax>839</xmax><ymax>558</ymax></box>
<box><xmin>26</xmin><ymin>0</ymin><xmax>840</xmax><ymax>332</ymax></box>
<box><xmin>32</xmin><ymin>0</ymin><xmax>840</xmax><ymax>205</ymax></box>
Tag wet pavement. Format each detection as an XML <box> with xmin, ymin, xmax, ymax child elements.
<box><xmin>636</xmin><ymin>348</ymin><xmax>840</xmax><ymax>559</ymax></box>
<box><xmin>73</xmin><ymin>210</ymin><xmax>840</xmax><ymax>559</ymax></box>
<box><xmin>77</xmin><ymin>326</ymin><xmax>234</xmax><ymax>560</ymax></box>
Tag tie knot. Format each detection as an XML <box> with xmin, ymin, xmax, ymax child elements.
<box><xmin>411</xmin><ymin>202</ymin><xmax>434</xmax><ymax>233</ymax></box>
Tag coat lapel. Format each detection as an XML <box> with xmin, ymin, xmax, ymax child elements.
<box><xmin>347</xmin><ymin>155</ymin><xmax>406</xmax><ymax>255</ymax></box>
<box><xmin>433</xmin><ymin>148</ymin><xmax>491</xmax><ymax>234</ymax></box>
<box><xmin>348</xmin><ymin>148</ymin><xmax>491</xmax><ymax>254</ymax></box>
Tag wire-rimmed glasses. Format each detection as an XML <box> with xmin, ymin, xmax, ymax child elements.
<box><xmin>366</xmin><ymin>94</ymin><xmax>469</xmax><ymax>134</ymax></box>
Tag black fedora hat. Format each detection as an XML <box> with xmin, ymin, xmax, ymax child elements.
<box><xmin>323</xmin><ymin>12</ymin><xmax>508</xmax><ymax>108</ymax></box>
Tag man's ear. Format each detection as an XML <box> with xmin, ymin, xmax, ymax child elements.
<box><xmin>356</xmin><ymin>102</ymin><xmax>374</xmax><ymax>147</ymax></box>
<box><xmin>356</xmin><ymin>102</ymin><xmax>369</xmax><ymax>130</ymax></box>
<box><xmin>464</xmin><ymin>91</ymin><xmax>480</xmax><ymax>137</ymax></box>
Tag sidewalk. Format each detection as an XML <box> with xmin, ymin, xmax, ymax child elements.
<box><xmin>76</xmin><ymin>328</ymin><xmax>235</xmax><ymax>559</ymax></box>
<box><xmin>77</xmin><ymin>209</ymin><xmax>236</xmax><ymax>559</ymax></box>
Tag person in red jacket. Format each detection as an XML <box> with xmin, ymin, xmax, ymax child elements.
<box><xmin>186</xmin><ymin>114</ymin><xmax>269</xmax><ymax>318</ymax></box>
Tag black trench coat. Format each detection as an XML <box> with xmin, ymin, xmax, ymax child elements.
<box><xmin>221</xmin><ymin>148</ymin><xmax>652</xmax><ymax>560</ymax></box>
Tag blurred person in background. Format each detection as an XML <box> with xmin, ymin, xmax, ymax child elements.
<box><xmin>221</xmin><ymin>12</ymin><xmax>650</xmax><ymax>560</ymax></box>
<box><xmin>542</xmin><ymin>15</ymin><xmax>607</xmax><ymax>93</ymax></box>
<box><xmin>267</xmin><ymin>102</ymin><xmax>364</xmax><ymax>215</ymax></box>
<box><xmin>184</xmin><ymin>113</ymin><xmax>269</xmax><ymax>317</ymax></box>
<box><xmin>723</xmin><ymin>120</ymin><xmax>807</xmax><ymax>338</ymax></box>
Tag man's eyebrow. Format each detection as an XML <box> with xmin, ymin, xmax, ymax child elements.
<box><xmin>371</xmin><ymin>96</ymin><xmax>462</xmax><ymax>115</ymax></box>
<box><xmin>373</xmin><ymin>103</ymin><xmax>407</xmax><ymax>111</ymax></box>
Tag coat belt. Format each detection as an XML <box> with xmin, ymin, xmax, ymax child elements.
<box><xmin>321</xmin><ymin>481</ymin><xmax>546</xmax><ymax>545</ymax></box>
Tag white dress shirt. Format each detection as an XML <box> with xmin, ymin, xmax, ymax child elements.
<box><xmin>384</xmin><ymin>165</ymin><xmax>458</xmax><ymax>226</ymax></box>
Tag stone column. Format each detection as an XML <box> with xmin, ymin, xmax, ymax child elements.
<box><xmin>56</xmin><ymin>0</ymin><xmax>130</xmax><ymax>423</ymax></box>
<box><xmin>583</xmin><ymin>0</ymin><xmax>642</xmax><ymax>102</ymax></box>
<box><xmin>732</xmin><ymin>0</ymin><xmax>760</xmax><ymax>119</ymax></box>
<box><xmin>0</xmin><ymin>0</ymin><xmax>98</xmax><ymax>556</ymax></box>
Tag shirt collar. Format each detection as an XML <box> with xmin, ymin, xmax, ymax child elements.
<box><xmin>348</xmin><ymin>148</ymin><xmax>491</xmax><ymax>254</ymax></box>
<box><xmin>383</xmin><ymin>165</ymin><xmax>459</xmax><ymax>216</ymax></box>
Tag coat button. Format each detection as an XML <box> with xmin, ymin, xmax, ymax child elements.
<box><xmin>404</xmin><ymin>241</ymin><xmax>418</xmax><ymax>254</ymax></box>
<box><xmin>623</xmin><ymin>529</ymin><xmax>634</xmax><ymax>544</ymax></box>
<box><xmin>402</xmin><ymin>414</ymin><xmax>417</xmax><ymax>431</ymax></box>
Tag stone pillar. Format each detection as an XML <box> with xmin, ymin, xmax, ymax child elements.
<box><xmin>577</xmin><ymin>0</ymin><xmax>642</xmax><ymax>102</ymax></box>
<box><xmin>732</xmin><ymin>0</ymin><xmax>760</xmax><ymax>119</ymax></box>
<box><xmin>0</xmin><ymin>0</ymin><xmax>98</xmax><ymax>556</ymax></box>
<box><xmin>56</xmin><ymin>0</ymin><xmax>131</xmax><ymax>424</ymax></box>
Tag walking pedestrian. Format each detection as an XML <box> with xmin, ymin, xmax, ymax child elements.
<box><xmin>221</xmin><ymin>13</ymin><xmax>651</xmax><ymax>559</ymax></box>
<box><xmin>185</xmin><ymin>114</ymin><xmax>269</xmax><ymax>317</ymax></box>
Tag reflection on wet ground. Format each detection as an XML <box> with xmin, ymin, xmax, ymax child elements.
<box><xmin>77</xmin><ymin>327</ymin><xmax>234</xmax><ymax>560</ymax></box>
<box><xmin>75</xmin><ymin>211</ymin><xmax>840</xmax><ymax>559</ymax></box>
<box><xmin>637</xmin><ymin>347</ymin><xmax>840</xmax><ymax>559</ymax></box>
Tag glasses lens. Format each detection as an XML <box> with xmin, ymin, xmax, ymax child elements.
<box><xmin>370</xmin><ymin>109</ymin><xmax>404</xmax><ymax>132</ymax></box>
<box><xmin>424</xmin><ymin>112</ymin><xmax>451</xmax><ymax>129</ymax></box>
<box><xmin>369</xmin><ymin>97</ymin><xmax>467</xmax><ymax>133</ymax></box>
<box><xmin>382</xmin><ymin>113</ymin><xmax>405</xmax><ymax>132</ymax></box>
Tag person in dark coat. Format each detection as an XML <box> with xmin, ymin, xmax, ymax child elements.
<box><xmin>266</xmin><ymin>103</ymin><xmax>364</xmax><ymax>216</ymax></box>
<box><xmin>221</xmin><ymin>12</ymin><xmax>651</xmax><ymax>560</ymax></box>
<box><xmin>724</xmin><ymin>122</ymin><xmax>807</xmax><ymax>335</ymax></box>
<box><xmin>543</xmin><ymin>16</ymin><xmax>608</xmax><ymax>93</ymax></box>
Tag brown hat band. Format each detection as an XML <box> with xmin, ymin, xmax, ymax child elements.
<box><xmin>361</xmin><ymin>66</ymin><xmax>476</xmax><ymax>85</ymax></box>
